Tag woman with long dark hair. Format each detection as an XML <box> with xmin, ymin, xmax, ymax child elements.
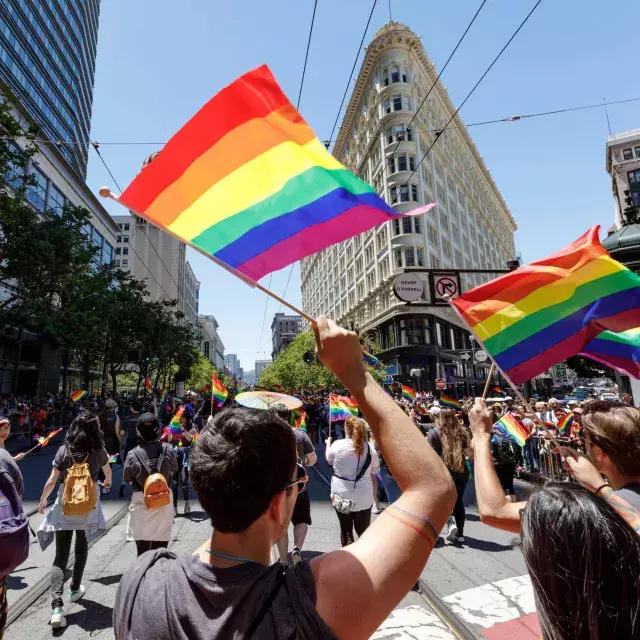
<box><xmin>427</xmin><ymin>409</ymin><xmax>472</xmax><ymax>544</ymax></box>
<box><xmin>521</xmin><ymin>483</ymin><xmax>640</xmax><ymax>639</ymax></box>
<box><xmin>37</xmin><ymin>414</ymin><xmax>111</xmax><ymax>629</ymax></box>
<box><xmin>326</xmin><ymin>416</ymin><xmax>379</xmax><ymax>546</ymax></box>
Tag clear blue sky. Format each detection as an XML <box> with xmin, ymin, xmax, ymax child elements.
<box><xmin>86</xmin><ymin>0</ymin><xmax>640</xmax><ymax>368</ymax></box>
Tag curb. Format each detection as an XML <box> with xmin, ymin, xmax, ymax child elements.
<box><xmin>7</xmin><ymin>501</ymin><xmax>131</xmax><ymax>628</ymax></box>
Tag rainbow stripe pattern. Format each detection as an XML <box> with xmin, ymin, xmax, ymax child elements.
<box><xmin>581</xmin><ymin>327</ymin><xmax>640</xmax><ymax>379</ymax></box>
<box><xmin>33</xmin><ymin>428</ymin><xmax>62</xmax><ymax>448</ymax></box>
<box><xmin>556</xmin><ymin>411</ymin><xmax>575</xmax><ymax>436</ymax></box>
<box><xmin>492</xmin><ymin>414</ymin><xmax>528</xmax><ymax>447</ymax></box>
<box><xmin>144</xmin><ymin>377</ymin><xmax>153</xmax><ymax>393</ymax></box>
<box><xmin>362</xmin><ymin>350</ymin><xmax>379</xmax><ymax>367</ymax></box>
<box><xmin>291</xmin><ymin>409</ymin><xmax>307</xmax><ymax>430</ymax></box>
<box><xmin>70</xmin><ymin>390</ymin><xmax>86</xmax><ymax>402</ymax></box>
<box><xmin>115</xmin><ymin>65</ymin><xmax>432</xmax><ymax>281</ymax></box>
<box><xmin>212</xmin><ymin>374</ymin><xmax>228</xmax><ymax>407</ymax></box>
<box><xmin>329</xmin><ymin>394</ymin><xmax>358</xmax><ymax>422</ymax></box>
<box><xmin>492</xmin><ymin>386</ymin><xmax>504</xmax><ymax>394</ymax></box>
<box><xmin>451</xmin><ymin>227</ymin><xmax>640</xmax><ymax>384</ymax></box>
<box><xmin>160</xmin><ymin>388</ymin><xmax>169</xmax><ymax>403</ymax></box>
<box><xmin>440</xmin><ymin>394</ymin><xmax>462</xmax><ymax>410</ymax></box>
<box><xmin>401</xmin><ymin>385</ymin><xmax>416</xmax><ymax>402</ymax></box>
<box><xmin>108</xmin><ymin>453</ymin><xmax>119</xmax><ymax>464</ymax></box>
<box><xmin>168</xmin><ymin>406</ymin><xmax>185</xmax><ymax>435</ymax></box>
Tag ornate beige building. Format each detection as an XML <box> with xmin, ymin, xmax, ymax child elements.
<box><xmin>300</xmin><ymin>22</ymin><xmax>518</xmax><ymax>391</ymax></box>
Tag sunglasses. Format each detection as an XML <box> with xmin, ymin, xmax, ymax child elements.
<box><xmin>285</xmin><ymin>463</ymin><xmax>308</xmax><ymax>494</ymax></box>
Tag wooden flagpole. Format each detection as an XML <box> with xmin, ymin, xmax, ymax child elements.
<box><xmin>99</xmin><ymin>187</ymin><xmax>315</xmax><ymax>323</ymax></box>
<box><xmin>444</xmin><ymin>296</ymin><xmax>562</xmax><ymax>450</ymax></box>
<box><xmin>482</xmin><ymin>363</ymin><xmax>495</xmax><ymax>401</ymax></box>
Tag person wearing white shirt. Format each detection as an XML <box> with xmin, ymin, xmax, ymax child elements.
<box><xmin>326</xmin><ymin>416</ymin><xmax>379</xmax><ymax>546</ymax></box>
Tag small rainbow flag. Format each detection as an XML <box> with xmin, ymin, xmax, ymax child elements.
<box><xmin>362</xmin><ymin>350</ymin><xmax>379</xmax><ymax>366</ymax></box>
<box><xmin>401</xmin><ymin>385</ymin><xmax>416</xmax><ymax>402</ymax></box>
<box><xmin>144</xmin><ymin>377</ymin><xmax>153</xmax><ymax>393</ymax></box>
<box><xmin>33</xmin><ymin>428</ymin><xmax>62</xmax><ymax>448</ymax></box>
<box><xmin>108</xmin><ymin>453</ymin><xmax>119</xmax><ymax>464</ymax></box>
<box><xmin>329</xmin><ymin>394</ymin><xmax>358</xmax><ymax>422</ymax></box>
<box><xmin>440</xmin><ymin>394</ymin><xmax>462</xmax><ymax>410</ymax></box>
<box><xmin>70</xmin><ymin>390</ymin><xmax>86</xmax><ymax>402</ymax></box>
<box><xmin>451</xmin><ymin>226</ymin><xmax>640</xmax><ymax>384</ymax></box>
<box><xmin>212</xmin><ymin>374</ymin><xmax>228</xmax><ymax>406</ymax></box>
<box><xmin>192</xmin><ymin>431</ymin><xmax>199</xmax><ymax>444</ymax></box>
<box><xmin>168</xmin><ymin>406</ymin><xmax>185</xmax><ymax>435</ymax></box>
<box><xmin>493</xmin><ymin>414</ymin><xmax>528</xmax><ymax>447</ymax></box>
<box><xmin>113</xmin><ymin>65</ymin><xmax>433</xmax><ymax>282</ymax></box>
<box><xmin>160</xmin><ymin>388</ymin><xmax>169</xmax><ymax>403</ymax></box>
<box><xmin>492</xmin><ymin>386</ymin><xmax>504</xmax><ymax>394</ymax></box>
<box><xmin>291</xmin><ymin>409</ymin><xmax>307</xmax><ymax>430</ymax></box>
<box><xmin>556</xmin><ymin>411</ymin><xmax>574</xmax><ymax>436</ymax></box>
<box><xmin>300</xmin><ymin>387</ymin><xmax>312</xmax><ymax>397</ymax></box>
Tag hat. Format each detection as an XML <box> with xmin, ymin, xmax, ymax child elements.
<box><xmin>548</xmin><ymin>398</ymin><xmax>559</xmax><ymax>406</ymax></box>
<box><xmin>429</xmin><ymin>406</ymin><xmax>441</xmax><ymax>415</ymax></box>
<box><xmin>105</xmin><ymin>398</ymin><xmax>117</xmax><ymax>409</ymax></box>
<box><xmin>567</xmin><ymin>400</ymin><xmax>579</xmax><ymax>406</ymax></box>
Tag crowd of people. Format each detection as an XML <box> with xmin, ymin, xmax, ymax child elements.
<box><xmin>0</xmin><ymin>319</ymin><xmax>639</xmax><ymax>639</ymax></box>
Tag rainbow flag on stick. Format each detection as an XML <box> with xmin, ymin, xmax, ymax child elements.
<box><xmin>329</xmin><ymin>394</ymin><xmax>358</xmax><ymax>422</ymax></box>
<box><xmin>556</xmin><ymin>412</ymin><xmax>575</xmax><ymax>436</ymax></box>
<box><xmin>160</xmin><ymin>388</ymin><xmax>169</xmax><ymax>403</ymax></box>
<box><xmin>70</xmin><ymin>390</ymin><xmax>86</xmax><ymax>403</ymax></box>
<box><xmin>108</xmin><ymin>453</ymin><xmax>119</xmax><ymax>464</ymax></box>
<box><xmin>493</xmin><ymin>414</ymin><xmax>528</xmax><ymax>447</ymax></box>
<box><xmin>581</xmin><ymin>327</ymin><xmax>640</xmax><ymax>379</ymax></box>
<box><xmin>113</xmin><ymin>65</ymin><xmax>434</xmax><ymax>283</ymax></box>
<box><xmin>440</xmin><ymin>394</ymin><xmax>462</xmax><ymax>410</ymax></box>
<box><xmin>212</xmin><ymin>374</ymin><xmax>228</xmax><ymax>407</ymax></box>
<box><xmin>291</xmin><ymin>409</ymin><xmax>307</xmax><ymax>430</ymax></box>
<box><xmin>451</xmin><ymin>226</ymin><xmax>640</xmax><ymax>384</ymax></box>
<box><xmin>362</xmin><ymin>350</ymin><xmax>379</xmax><ymax>366</ymax></box>
<box><xmin>492</xmin><ymin>386</ymin><xmax>504</xmax><ymax>394</ymax></box>
<box><xmin>401</xmin><ymin>385</ymin><xmax>416</xmax><ymax>402</ymax></box>
<box><xmin>168</xmin><ymin>406</ymin><xmax>185</xmax><ymax>435</ymax></box>
<box><xmin>144</xmin><ymin>377</ymin><xmax>153</xmax><ymax>393</ymax></box>
<box><xmin>32</xmin><ymin>428</ymin><xmax>62</xmax><ymax>448</ymax></box>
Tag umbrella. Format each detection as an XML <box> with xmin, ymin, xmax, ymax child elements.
<box><xmin>234</xmin><ymin>391</ymin><xmax>302</xmax><ymax>411</ymax></box>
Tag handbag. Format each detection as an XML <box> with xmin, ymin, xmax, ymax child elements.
<box><xmin>331</xmin><ymin>445</ymin><xmax>372</xmax><ymax>514</ymax></box>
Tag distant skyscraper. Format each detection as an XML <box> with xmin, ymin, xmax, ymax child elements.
<box><xmin>271</xmin><ymin>313</ymin><xmax>302</xmax><ymax>360</ymax></box>
<box><xmin>255</xmin><ymin>359</ymin><xmax>272</xmax><ymax>381</ymax></box>
<box><xmin>0</xmin><ymin>1</ymin><xmax>101</xmax><ymax>177</ymax></box>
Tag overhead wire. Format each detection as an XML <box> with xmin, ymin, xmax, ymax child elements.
<box><xmin>403</xmin><ymin>0</ymin><xmax>545</xmax><ymax>188</ymax></box>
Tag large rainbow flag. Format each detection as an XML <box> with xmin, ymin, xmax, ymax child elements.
<box><xmin>581</xmin><ymin>327</ymin><xmax>640</xmax><ymax>379</ymax></box>
<box><xmin>401</xmin><ymin>385</ymin><xmax>416</xmax><ymax>401</ymax></box>
<box><xmin>451</xmin><ymin>227</ymin><xmax>640</xmax><ymax>384</ymax></box>
<box><xmin>329</xmin><ymin>394</ymin><xmax>358</xmax><ymax>422</ymax></box>
<box><xmin>212</xmin><ymin>374</ymin><xmax>228</xmax><ymax>407</ymax></box>
<box><xmin>114</xmin><ymin>65</ymin><xmax>432</xmax><ymax>281</ymax></box>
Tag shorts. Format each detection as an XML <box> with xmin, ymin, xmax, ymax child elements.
<box><xmin>291</xmin><ymin>488</ymin><xmax>311</xmax><ymax>526</ymax></box>
<box><xmin>495</xmin><ymin>463</ymin><xmax>516</xmax><ymax>495</ymax></box>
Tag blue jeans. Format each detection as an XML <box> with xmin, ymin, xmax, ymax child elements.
<box><xmin>378</xmin><ymin>463</ymin><xmax>402</xmax><ymax>504</ymax></box>
<box><xmin>523</xmin><ymin>440</ymin><xmax>539</xmax><ymax>472</ymax></box>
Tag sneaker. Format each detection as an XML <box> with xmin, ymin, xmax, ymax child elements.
<box><xmin>455</xmin><ymin>535</ymin><xmax>465</xmax><ymax>544</ymax></box>
<box><xmin>372</xmin><ymin>506</ymin><xmax>382</xmax><ymax>514</ymax></box>
<box><xmin>50</xmin><ymin>609</ymin><xmax>66</xmax><ymax>629</ymax></box>
<box><xmin>444</xmin><ymin>519</ymin><xmax>458</xmax><ymax>543</ymax></box>
<box><xmin>184</xmin><ymin>501</ymin><xmax>191</xmax><ymax>515</ymax></box>
<box><xmin>69</xmin><ymin>585</ymin><xmax>85</xmax><ymax>603</ymax></box>
<box><xmin>292</xmin><ymin>547</ymin><xmax>302</xmax><ymax>565</ymax></box>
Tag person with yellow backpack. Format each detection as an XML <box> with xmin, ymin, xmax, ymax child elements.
<box><xmin>37</xmin><ymin>414</ymin><xmax>111</xmax><ymax>629</ymax></box>
<box><xmin>123</xmin><ymin>413</ymin><xmax>177</xmax><ymax>557</ymax></box>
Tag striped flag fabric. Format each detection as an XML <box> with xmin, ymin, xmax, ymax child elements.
<box><xmin>493</xmin><ymin>414</ymin><xmax>528</xmax><ymax>447</ymax></box>
<box><xmin>212</xmin><ymin>374</ymin><xmax>228</xmax><ymax>407</ymax></box>
<box><xmin>70</xmin><ymin>390</ymin><xmax>87</xmax><ymax>402</ymax></box>
<box><xmin>439</xmin><ymin>394</ymin><xmax>462</xmax><ymax>410</ymax></box>
<box><xmin>329</xmin><ymin>394</ymin><xmax>358</xmax><ymax>422</ymax></box>
<box><xmin>451</xmin><ymin>227</ymin><xmax>640</xmax><ymax>384</ymax></box>
<box><xmin>144</xmin><ymin>377</ymin><xmax>153</xmax><ymax>393</ymax></box>
<box><xmin>401</xmin><ymin>385</ymin><xmax>416</xmax><ymax>401</ymax></box>
<box><xmin>581</xmin><ymin>327</ymin><xmax>640</xmax><ymax>378</ymax></box>
<box><xmin>114</xmin><ymin>65</ymin><xmax>434</xmax><ymax>282</ymax></box>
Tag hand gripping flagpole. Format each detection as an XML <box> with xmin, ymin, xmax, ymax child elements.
<box><xmin>99</xmin><ymin>187</ymin><xmax>315</xmax><ymax>324</ymax></box>
<box><xmin>444</xmin><ymin>295</ymin><xmax>562</xmax><ymax>450</ymax></box>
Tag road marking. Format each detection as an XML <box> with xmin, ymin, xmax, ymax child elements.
<box><xmin>371</xmin><ymin>605</ymin><xmax>457</xmax><ymax>639</ymax></box>
<box><xmin>442</xmin><ymin>575</ymin><xmax>535</xmax><ymax>629</ymax></box>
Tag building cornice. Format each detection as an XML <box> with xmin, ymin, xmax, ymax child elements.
<box><xmin>332</xmin><ymin>21</ymin><xmax>516</xmax><ymax>231</ymax></box>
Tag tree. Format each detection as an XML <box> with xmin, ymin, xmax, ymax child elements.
<box><xmin>259</xmin><ymin>331</ymin><xmax>385</xmax><ymax>391</ymax></box>
<box><xmin>186</xmin><ymin>350</ymin><xmax>214</xmax><ymax>391</ymax></box>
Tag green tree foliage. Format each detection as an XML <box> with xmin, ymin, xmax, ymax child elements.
<box><xmin>259</xmin><ymin>330</ymin><xmax>385</xmax><ymax>391</ymax></box>
<box><xmin>186</xmin><ymin>349</ymin><xmax>214</xmax><ymax>392</ymax></box>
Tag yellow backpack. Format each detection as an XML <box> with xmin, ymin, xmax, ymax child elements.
<box><xmin>134</xmin><ymin>445</ymin><xmax>170</xmax><ymax>510</ymax></box>
<box><xmin>62</xmin><ymin>450</ymin><xmax>96</xmax><ymax>516</ymax></box>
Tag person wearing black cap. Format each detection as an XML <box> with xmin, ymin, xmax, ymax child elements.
<box><xmin>123</xmin><ymin>413</ymin><xmax>178</xmax><ymax>556</ymax></box>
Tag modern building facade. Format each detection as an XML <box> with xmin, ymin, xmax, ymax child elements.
<box><xmin>0</xmin><ymin>0</ymin><xmax>120</xmax><ymax>394</ymax></box>
<box><xmin>255</xmin><ymin>359</ymin><xmax>272</xmax><ymax>381</ymax></box>
<box><xmin>0</xmin><ymin>0</ymin><xmax>100</xmax><ymax>177</ymax></box>
<box><xmin>300</xmin><ymin>22</ymin><xmax>517</xmax><ymax>392</ymax></box>
<box><xmin>198</xmin><ymin>314</ymin><xmax>225</xmax><ymax>369</ymax></box>
<box><xmin>224</xmin><ymin>353</ymin><xmax>241</xmax><ymax>378</ymax></box>
<box><xmin>271</xmin><ymin>313</ymin><xmax>302</xmax><ymax>360</ymax></box>
<box><xmin>606</xmin><ymin>129</ymin><xmax>640</xmax><ymax>229</ymax></box>
<box><xmin>182</xmin><ymin>261</ymin><xmax>200</xmax><ymax>328</ymax></box>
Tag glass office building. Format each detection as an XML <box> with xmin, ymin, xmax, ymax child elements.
<box><xmin>0</xmin><ymin>0</ymin><xmax>100</xmax><ymax>177</ymax></box>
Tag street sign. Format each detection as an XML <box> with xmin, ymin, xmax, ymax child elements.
<box><xmin>475</xmin><ymin>349</ymin><xmax>488</xmax><ymax>363</ymax></box>
<box><xmin>435</xmin><ymin>378</ymin><xmax>446</xmax><ymax>390</ymax></box>
<box><xmin>393</xmin><ymin>273</ymin><xmax>425</xmax><ymax>302</ymax></box>
<box><xmin>433</xmin><ymin>274</ymin><xmax>459</xmax><ymax>301</ymax></box>
<box><xmin>459</xmin><ymin>351</ymin><xmax>471</xmax><ymax>361</ymax></box>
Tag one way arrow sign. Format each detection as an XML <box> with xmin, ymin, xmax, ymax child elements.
<box><xmin>460</xmin><ymin>351</ymin><xmax>471</xmax><ymax>361</ymax></box>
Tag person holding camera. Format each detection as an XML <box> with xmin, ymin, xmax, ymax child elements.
<box><xmin>114</xmin><ymin>317</ymin><xmax>455</xmax><ymax>640</ymax></box>
<box><xmin>326</xmin><ymin>416</ymin><xmax>379</xmax><ymax>546</ymax></box>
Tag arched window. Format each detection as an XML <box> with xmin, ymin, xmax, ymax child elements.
<box><xmin>382</xmin><ymin>69</ymin><xmax>389</xmax><ymax>87</ymax></box>
<box><xmin>391</xmin><ymin>66</ymin><xmax>400</xmax><ymax>83</ymax></box>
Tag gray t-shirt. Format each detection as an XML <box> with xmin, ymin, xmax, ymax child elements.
<box><xmin>123</xmin><ymin>442</ymin><xmax>177</xmax><ymax>492</ymax></box>
<box><xmin>615</xmin><ymin>482</ymin><xmax>640</xmax><ymax>510</ymax></box>
<box><xmin>53</xmin><ymin>445</ymin><xmax>108</xmax><ymax>481</ymax></box>
<box><xmin>294</xmin><ymin>429</ymin><xmax>314</xmax><ymax>466</ymax></box>
<box><xmin>114</xmin><ymin>550</ymin><xmax>337</xmax><ymax>640</ymax></box>
<box><xmin>0</xmin><ymin>447</ymin><xmax>24</xmax><ymax>498</ymax></box>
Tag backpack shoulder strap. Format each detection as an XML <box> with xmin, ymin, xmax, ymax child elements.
<box><xmin>133</xmin><ymin>448</ymin><xmax>152</xmax><ymax>476</ymax></box>
<box><xmin>156</xmin><ymin>443</ymin><xmax>166</xmax><ymax>473</ymax></box>
<box><xmin>243</xmin><ymin>566</ymin><xmax>286</xmax><ymax>640</ymax></box>
<box><xmin>355</xmin><ymin>445</ymin><xmax>372</xmax><ymax>483</ymax></box>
